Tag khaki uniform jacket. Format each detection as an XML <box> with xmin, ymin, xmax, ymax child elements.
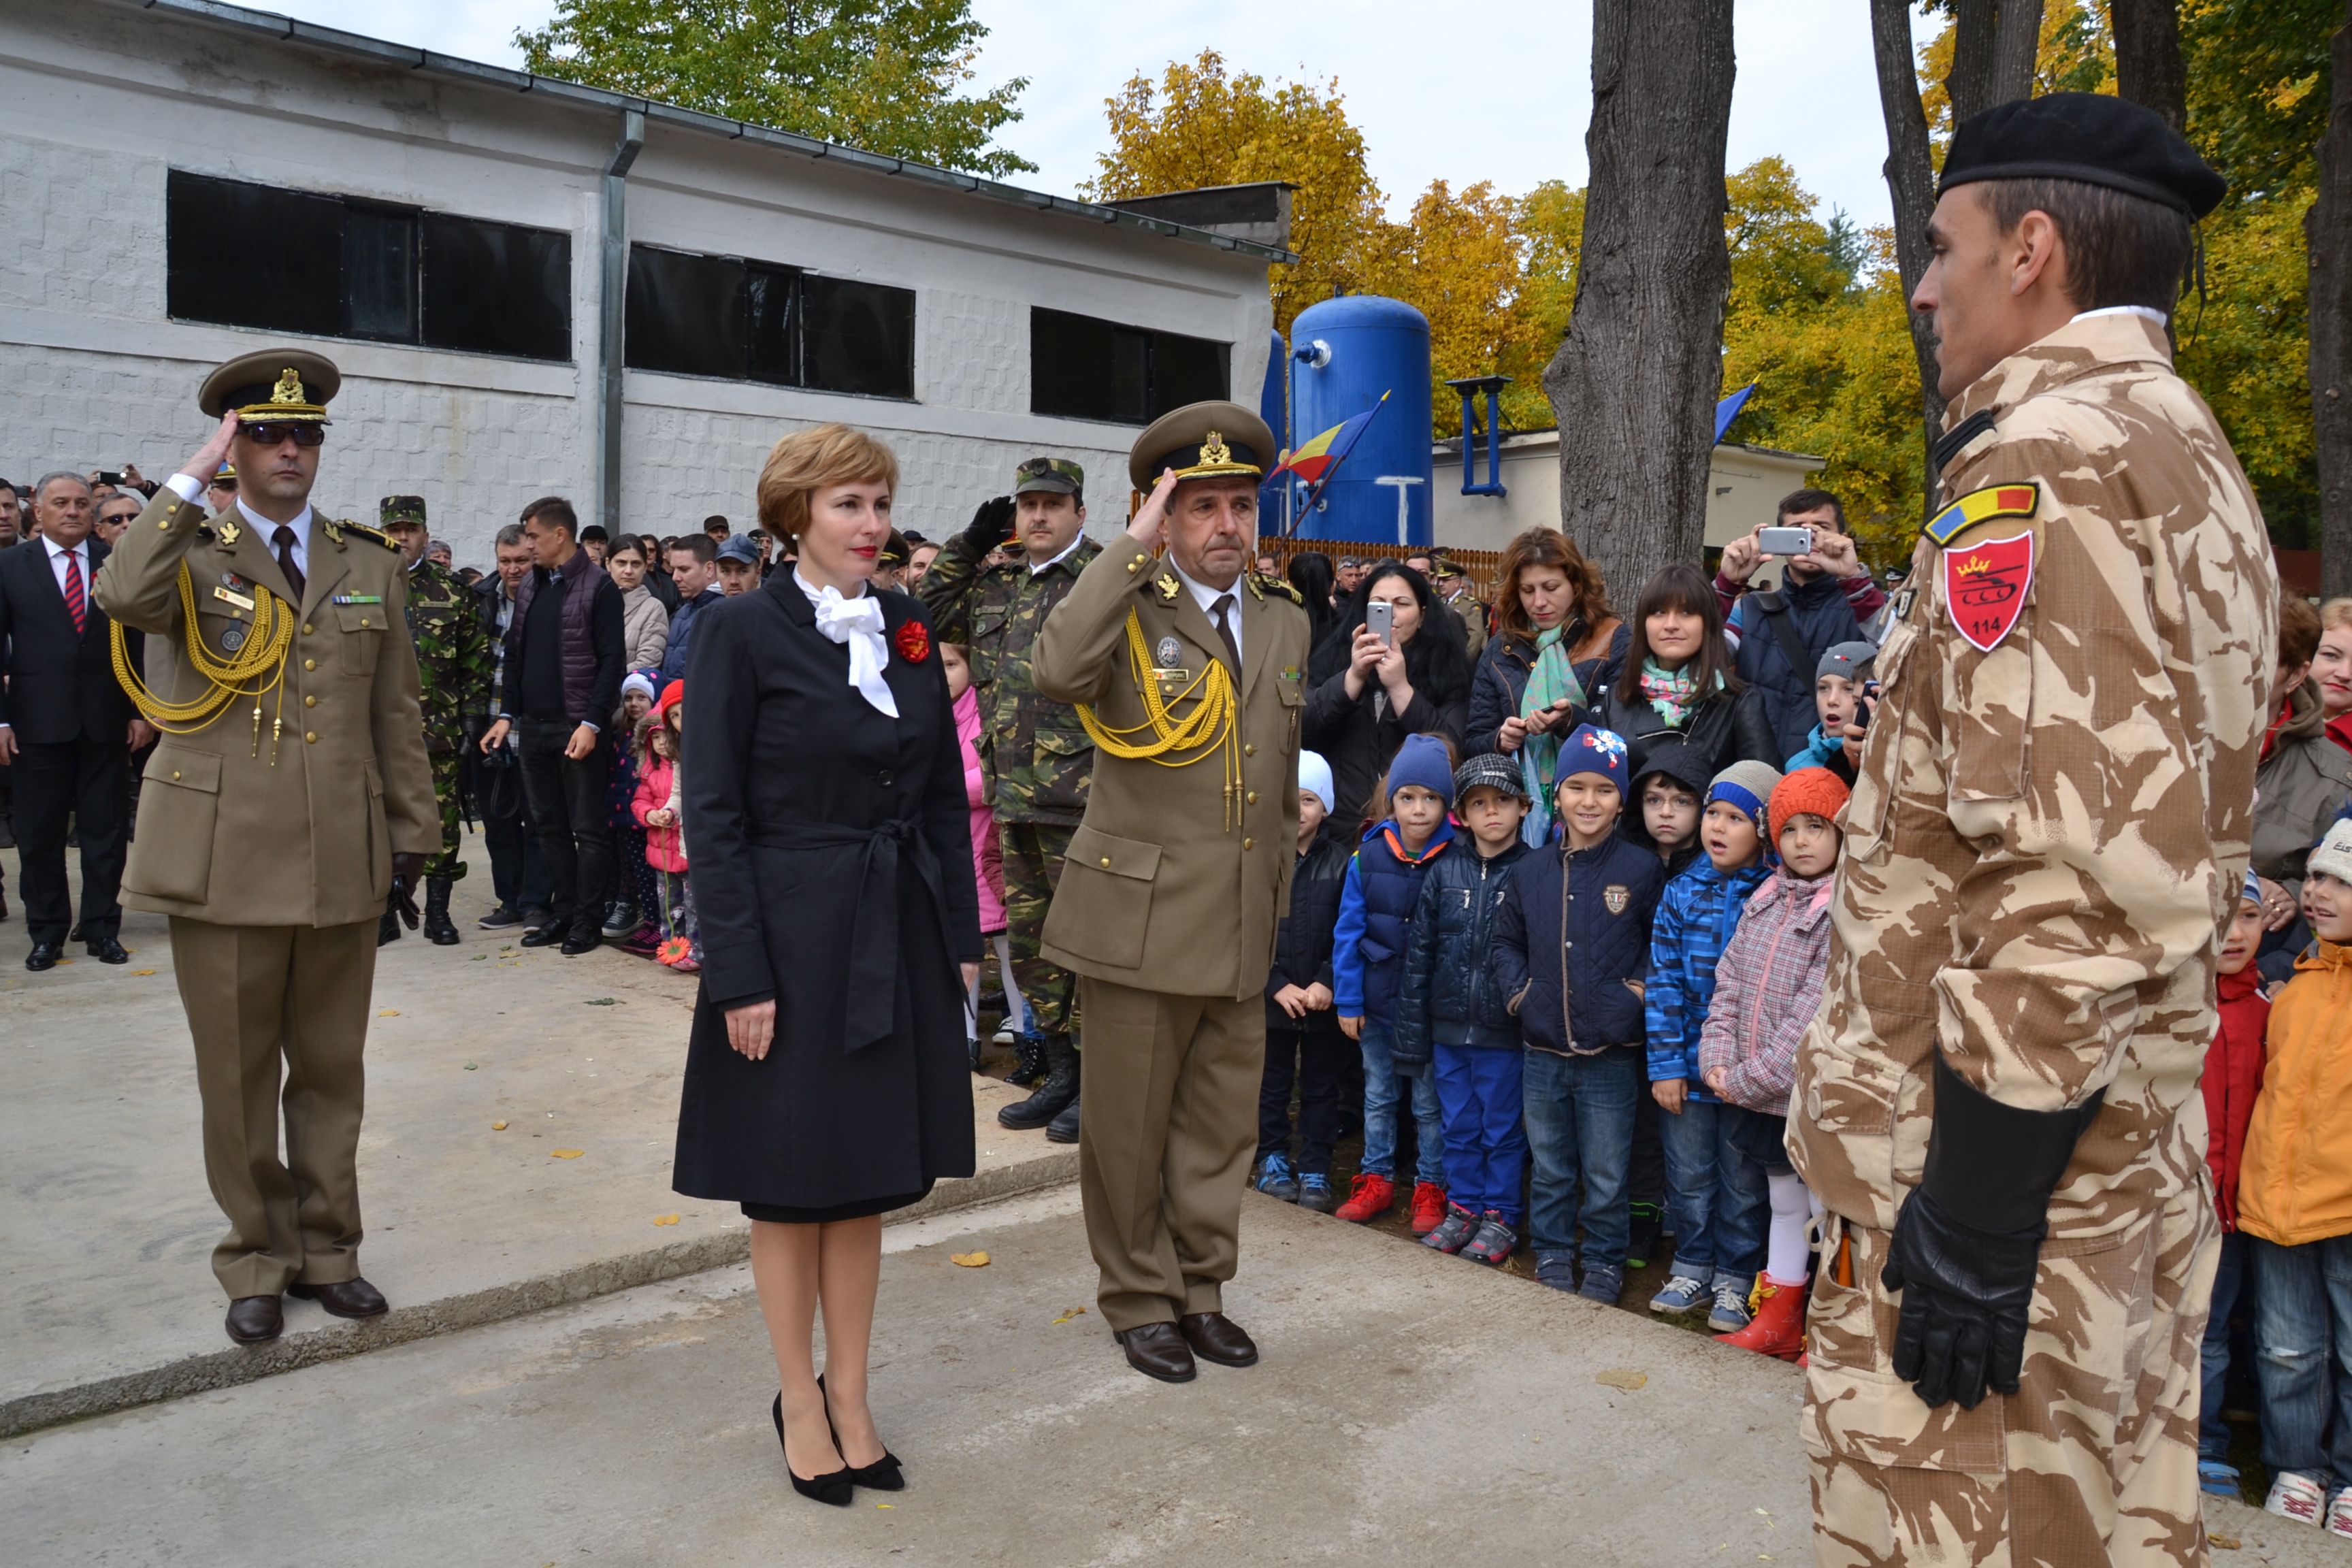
<box><xmin>1788</xmin><ymin>313</ymin><xmax>2276</xmax><ymax>1242</ymax></box>
<box><xmin>94</xmin><ymin>488</ymin><xmax>440</xmax><ymax>928</ymax></box>
<box><xmin>1032</xmin><ymin>538</ymin><xmax>1312</xmax><ymax>1000</ymax></box>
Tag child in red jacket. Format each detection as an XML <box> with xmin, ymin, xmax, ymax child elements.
<box><xmin>2200</xmin><ymin>870</ymin><xmax>2272</xmax><ymax>1497</ymax></box>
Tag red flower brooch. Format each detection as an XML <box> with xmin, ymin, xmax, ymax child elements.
<box><xmin>894</xmin><ymin>620</ymin><xmax>931</xmax><ymax>664</ymax></box>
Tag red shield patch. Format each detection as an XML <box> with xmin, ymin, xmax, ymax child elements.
<box><xmin>1943</xmin><ymin>531</ymin><xmax>2033</xmax><ymax>652</ymax></box>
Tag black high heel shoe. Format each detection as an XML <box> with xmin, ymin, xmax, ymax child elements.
<box><xmin>817</xmin><ymin>1373</ymin><xmax>904</xmax><ymax>1490</ymax></box>
<box><xmin>772</xmin><ymin>1392</ymin><xmax>854</xmax><ymax>1506</ymax></box>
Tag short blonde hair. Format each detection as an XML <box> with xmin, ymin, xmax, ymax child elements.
<box><xmin>755</xmin><ymin>423</ymin><xmax>899</xmax><ymax>540</ymax></box>
<box><xmin>2322</xmin><ymin>597</ymin><xmax>2352</xmax><ymax>634</ymax></box>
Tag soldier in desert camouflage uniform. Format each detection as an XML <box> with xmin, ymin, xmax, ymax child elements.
<box><xmin>1787</xmin><ymin>97</ymin><xmax>2272</xmax><ymax>1567</ymax></box>
<box><xmin>919</xmin><ymin>457</ymin><xmax>1102</xmax><ymax>1139</ymax></box>
<box><xmin>380</xmin><ymin>496</ymin><xmax>494</xmax><ymax>947</ymax></box>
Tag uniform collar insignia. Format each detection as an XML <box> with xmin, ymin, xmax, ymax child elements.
<box><xmin>216</xmin><ymin>515</ymin><xmax>241</xmax><ymax>546</ymax></box>
<box><xmin>1245</xmin><ymin>573</ymin><xmax>1264</xmax><ymax>601</ymax></box>
<box><xmin>1155</xmin><ymin>572</ymin><xmax>1180</xmax><ymax>602</ymax></box>
<box><xmin>322</xmin><ymin>517</ymin><xmax>344</xmax><ymax>545</ymax></box>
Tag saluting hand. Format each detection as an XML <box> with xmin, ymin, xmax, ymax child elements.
<box><xmin>179</xmin><ymin>410</ymin><xmax>239</xmax><ymax>489</ymax></box>
<box><xmin>1124</xmin><ymin>469</ymin><xmax>1180</xmax><ymax>555</ymax></box>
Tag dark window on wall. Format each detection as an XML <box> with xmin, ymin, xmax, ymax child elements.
<box><xmin>1029</xmin><ymin>308</ymin><xmax>1230</xmax><ymax>425</ymax></box>
<box><xmin>624</xmin><ymin>244</ymin><xmax>915</xmax><ymax>399</ymax></box>
<box><xmin>165</xmin><ymin>170</ymin><xmax>572</xmax><ymax>362</ymax></box>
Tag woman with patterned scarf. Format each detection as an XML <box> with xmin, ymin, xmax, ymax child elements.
<box><xmin>1584</xmin><ymin>564</ymin><xmax>1777</xmax><ymax>804</ymax></box>
<box><xmin>1471</xmin><ymin>529</ymin><xmax>1628</xmax><ymax>845</ymax></box>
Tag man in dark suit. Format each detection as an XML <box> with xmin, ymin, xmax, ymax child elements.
<box><xmin>0</xmin><ymin>472</ymin><xmax>150</xmax><ymax>969</ymax></box>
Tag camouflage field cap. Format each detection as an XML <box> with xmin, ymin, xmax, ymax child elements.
<box><xmin>380</xmin><ymin>495</ymin><xmax>428</xmax><ymax>527</ymax></box>
<box><xmin>1013</xmin><ymin>457</ymin><xmax>1083</xmax><ymax>498</ymax></box>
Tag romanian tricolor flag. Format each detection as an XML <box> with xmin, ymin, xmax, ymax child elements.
<box><xmin>1271</xmin><ymin>391</ymin><xmax>1390</xmax><ymax>489</ymax></box>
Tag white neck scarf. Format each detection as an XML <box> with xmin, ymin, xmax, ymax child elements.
<box><xmin>798</xmin><ymin>571</ymin><xmax>898</xmax><ymax>717</ymax></box>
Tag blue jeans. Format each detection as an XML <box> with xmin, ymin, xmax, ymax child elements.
<box><xmin>1655</xmin><ymin>1095</ymin><xmax>1762</xmax><ymax>1289</ymax></box>
<box><xmin>2250</xmin><ymin>1233</ymin><xmax>2352</xmax><ymax>1488</ymax></box>
<box><xmin>1522</xmin><ymin>1046</ymin><xmax>1639</xmax><ymax>1271</ymax></box>
<box><xmin>1712</xmin><ymin>1105</ymin><xmax>1785</xmax><ymax>1284</ymax></box>
<box><xmin>2200</xmin><ymin>1229</ymin><xmax>2247</xmax><ymax>1464</ymax></box>
<box><xmin>1360</xmin><ymin>1024</ymin><xmax>1444</xmax><ymax>1185</ymax></box>
<box><xmin>1433</xmin><ymin>1044</ymin><xmax>1526</xmax><ymax>1224</ymax></box>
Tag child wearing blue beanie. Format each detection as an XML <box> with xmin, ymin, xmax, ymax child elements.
<box><xmin>1333</xmin><ymin>732</ymin><xmax>1458</xmax><ymax>1230</ymax></box>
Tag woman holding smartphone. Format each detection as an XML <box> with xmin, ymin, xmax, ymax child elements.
<box><xmin>1302</xmin><ymin>559</ymin><xmax>1471</xmax><ymax>830</ymax></box>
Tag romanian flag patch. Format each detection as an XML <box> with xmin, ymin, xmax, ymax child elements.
<box><xmin>1923</xmin><ymin>483</ymin><xmax>2038</xmax><ymax>548</ymax></box>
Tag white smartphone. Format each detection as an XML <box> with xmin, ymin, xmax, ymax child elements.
<box><xmin>1365</xmin><ymin>599</ymin><xmax>1394</xmax><ymax>645</ymax></box>
<box><xmin>1758</xmin><ymin>525</ymin><xmax>1816</xmax><ymax>556</ymax></box>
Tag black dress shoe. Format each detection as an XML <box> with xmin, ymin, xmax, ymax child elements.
<box><xmin>86</xmin><ymin>936</ymin><xmax>129</xmax><ymax>964</ymax></box>
<box><xmin>818</xmin><ymin>1373</ymin><xmax>903</xmax><ymax>1490</ymax></box>
<box><xmin>773</xmin><ymin>1393</ymin><xmax>854</xmax><ymax>1506</ymax></box>
<box><xmin>25</xmin><ymin>941</ymin><xmax>61</xmax><ymax>972</ymax></box>
<box><xmin>1115</xmin><ymin>1322</ymin><xmax>1198</xmax><ymax>1383</ymax></box>
<box><xmin>288</xmin><ymin>1277</ymin><xmax>388</xmax><ymax>1318</ymax></box>
<box><xmin>560</xmin><ymin>929</ymin><xmax>603</xmax><ymax>956</ymax></box>
<box><xmin>1177</xmin><ymin>1311</ymin><xmax>1260</xmax><ymax>1367</ymax></box>
<box><xmin>519</xmin><ymin>926</ymin><xmax>562</xmax><ymax>948</ymax></box>
<box><xmin>225</xmin><ymin>1295</ymin><xmax>283</xmax><ymax>1344</ymax></box>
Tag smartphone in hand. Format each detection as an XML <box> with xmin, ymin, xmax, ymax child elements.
<box><xmin>1758</xmin><ymin>525</ymin><xmax>1815</xmax><ymax>556</ymax></box>
<box><xmin>1365</xmin><ymin>599</ymin><xmax>1394</xmax><ymax>646</ymax></box>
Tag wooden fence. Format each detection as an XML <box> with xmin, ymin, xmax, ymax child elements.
<box><xmin>1252</xmin><ymin>538</ymin><xmax>1507</xmax><ymax>603</ymax></box>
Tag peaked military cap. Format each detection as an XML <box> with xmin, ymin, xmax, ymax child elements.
<box><xmin>380</xmin><ymin>495</ymin><xmax>427</xmax><ymax>527</ymax></box>
<box><xmin>199</xmin><ymin>348</ymin><xmax>340</xmax><ymax>423</ymax></box>
<box><xmin>1939</xmin><ymin>92</ymin><xmax>2225</xmax><ymax>218</ymax></box>
<box><xmin>1128</xmin><ymin>400</ymin><xmax>1277</xmax><ymax>491</ymax></box>
<box><xmin>1013</xmin><ymin>456</ymin><xmax>1084</xmax><ymax>497</ymax></box>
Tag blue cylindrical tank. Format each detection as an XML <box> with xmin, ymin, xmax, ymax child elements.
<box><xmin>1286</xmin><ymin>295</ymin><xmax>1433</xmax><ymax>546</ymax></box>
<box><xmin>1257</xmin><ymin>327</ymin><xmax>1289</xmax><ymax>532</ymax></box>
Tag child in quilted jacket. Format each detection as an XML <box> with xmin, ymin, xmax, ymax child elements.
<box><xmin>2196</xmin><ymin>872</ymin><xmax>2271</xmax><ymax>1500</ymax></box>
<box><xmin>1698</xmin><ymin>766</ymin><xmax>1846</xmax><ymax>1360</ymax></box>
<box><xmin>632</xmin><ymin>681</ymin><xmax>696</xmax><ymax>971</ymax></box>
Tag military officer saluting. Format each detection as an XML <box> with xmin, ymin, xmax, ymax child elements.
<box><xmin>1032</xmin><ymin>402</ymin><xmax>1312</xmax><ymax>1383</ymax></box>
<box><xmin>95</xmin><ymin>350</ymin><xmax>438</xmax><ymax>1346</ymax></box>
<box><xmin>1788</xmin><ymin>98</ymin><xmax>2272</xmax><ymax>1565</ymax></box>
<box><xmin>378</xmin><ymin>495</ymin><xmax>493</xmax><ymax>947</ymax></box>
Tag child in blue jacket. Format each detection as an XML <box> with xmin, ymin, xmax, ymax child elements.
<box><xmin>1641</xmin><ymin>760</ymin><xmax>1780</xmax><ymax>1330</ymax></box>
<box><xmin>1396</xmin><ymin>752</ymin><xmax>1534</xmax><ymax>1265</ymax></box>
<box><xmin>1491</xmin><ymin>724</ymin><xmax>1665</xmax><ymax>1303</ymax></box>
<box><xmin>1781</xmin><ymin>642</ymin><xmax>1872</xmax><ymax>783</ymax></box>
<box><xmin>1333</xmin><ymin>732</ymin><xmax>1458</xmax><ymax>1231</ymax></box>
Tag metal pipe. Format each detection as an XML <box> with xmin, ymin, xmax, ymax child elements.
<box><xmin>596</xmin><ymin>108</ymin><xmax>645</xmax><ymax>534</ymax></box>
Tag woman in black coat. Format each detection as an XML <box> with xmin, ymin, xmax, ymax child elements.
<box><xmin>673</xmin><ymin>423</ymin><xmax>980</xmax><ymax>1506</ymax></box>
<box><xmin>1301</xmin><ymin>559</ymin><xmax>1472</xmax><ymax>829</ymax></box>
<box><xmin>1582</xmin><ymin>561</ymin><xmax>1776</xmax><ymax>781</ymax></box>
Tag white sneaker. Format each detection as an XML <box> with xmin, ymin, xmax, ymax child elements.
<box><xmin>2266</xmin><ymin>1471</ymin><xmax>2325</xmax><ymax>1526</ymax></box>
<box><xmin>990</xmin><ymin>1026</ymin><xmax>1015</xmax><ymax>1045</ymax></box>
<box><xmin>2325</xmin><ymin>1487</ymin><xmax>2352</xmax><ymax>1539</ymax></box>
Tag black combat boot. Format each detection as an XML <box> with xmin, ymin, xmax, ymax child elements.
<box><xmin>424</xmin><ymin>878</ymin><xmax>460</xmax><ymax>945</ymax></box>
<box><xmin>1005</xmin><ymin>1030</ymin><xmax>1048</xmax><ymax>1088</ymax></box>
<box><xmin>1045</xmin><ymin>1087</ymin><xmax>1081</xmax><ymax>1145</ymax></box>
<box><xmin>377</xmin><ymin>895</ymin><xmax>402</xmax><ymax>947</ymax></box>
<box><xmin>998</xmin><ymin>1034</ymin><xmax>1077</xmax><ymax>1130</ymax></box>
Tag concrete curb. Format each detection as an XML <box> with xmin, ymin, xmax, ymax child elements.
<box><xmin>1</xmin><ymin>1148</ymin><xmax>1078</xmax><ymax>1439</ymax></box>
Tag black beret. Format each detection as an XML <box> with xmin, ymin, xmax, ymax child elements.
<box><xmin>1940</xmin><ymin>93</ymin><xmax>2225</xmax><ymax>218</ymax></box>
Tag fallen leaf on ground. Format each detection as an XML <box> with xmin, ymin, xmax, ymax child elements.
<box><xmin>654</xmin><ymin>1213</ymin><xmax>681</xmax><ymax>1226</ymax></box>
<box><xmin>378</xmin><ymin>1009</ymin><xmax>399</xmax><ymax>1017</ymax></box>
<box><xmin>875</xmin><ymin>1503</ymin><xmax>893</xmax><ymax>1509</ymax></box>
<box><xmin>2208</xmin><ymin>1534</ymin><xmax>2239</xmax><ymax>1551</ymax></box>
<box><xmin>131</xmin><ymin>969</ymin><xmax>156</xmax><ymax>976</ymax></box>
<box><xmin>1595</xmin><ymin>1369</ymin><xmax>1646</xmax><ymax>1390</ymax></box>
<box><xmin>583</xmin><ymin>997</ymin><xmax>617</xmax><ymax>1006</ymax></box>
<box><xmin>491</xmin><ymin>1121</ymin><xmax>509</xmax><ymax>1130</ymax></box>
<box><xmin>551</xmin><ymin>1149</ymin><xmax>585</xmax><ymax>1158</ymax></box>
<box><xmin>951</xmin><ymin>1252</ymin><xmax>990</xmax><ymax>1268</ymax></box>
<box><xmin>463</xmin><ymin>1062</ymin><xmax>478</xmax><ymax>1070</ymax></box>
<box><xmin>1051</xmin><ymin>1307</ymin><xmax>1088</xmax><ymax>1324</ymax></box>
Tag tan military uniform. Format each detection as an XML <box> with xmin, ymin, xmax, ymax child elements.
<box><xmin>1032</xmin><ymin>539</ymin><xmax>1311</xmax><ymax>1331</ymax></box>
<box><xmin>1789</xmin><ymin>313</ymin><xmax>2274</xmax><ymax>1565</ymax></box>
<box><xmin>97</xmin><ymin>487</ymin><xmax>438</xmax><ymax>1298</ymax></box>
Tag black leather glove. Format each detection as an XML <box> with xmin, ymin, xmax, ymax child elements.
<box><xmin>966</xmin><ymin>495</ymin><xmax>1016</xmax><ymax>552</ymax></box>
<box><xmin>389</xmin><ymin>852</ymin><xmax>425</xmax><ymax>930</ymax></box>
<box><xmin>1882</xmin><ymin>1053</ymin><xmax>2104</xmax><ymax>1410</ymax></box>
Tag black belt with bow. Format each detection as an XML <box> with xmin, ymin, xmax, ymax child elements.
<box><xmin>746</xmin><ymin>817</ymin><xmax>953</xmax><ymax>1055</ymax></box>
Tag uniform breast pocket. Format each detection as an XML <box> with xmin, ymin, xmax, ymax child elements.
<box><xmin>193</xmin><ymin>605</ymin><xmax>256</xmax><ymax>659</ymax></box>
<box><xmin>1029</xmin><ymin>726</ymin><xmax>1094</xmax><ymax>817</ymax></box>
<box><xmin>336</xmin><ymin>604</ymin><xmax>384</xmax><ymax>679</ymax></box>
<box><xmin>1277</xmin><ymin>672</ymin><xmax>1305</xmax><ymax>707</ymax></box>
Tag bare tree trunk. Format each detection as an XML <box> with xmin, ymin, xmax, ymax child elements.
<box><xmin>1869</xmin><ymin>0</ymin><xmax>1950</xmax><ymax>519</ymax></box>
<box><xmin>1543</xmin><ymin>0</ymin><xmax>1735</xmax><ymax>587</ymax></box>
<box><xmin>1947</xmin><ymin>0</ymin><xmax>1999</xmax><ymax>123</ymax></box>
<box><xmin>2315</xmin><ymin>5</ymin><xmax>2352</xmax><ymax>598</ymax></box>
<box><xmin>1991</xmin><ymin>0</ymin><xmax>2045</xmax><ymax>103</ymax></box>
<box><xmin>2111</xmin><ymin>0</ymin><xmax>2188</xmax><ymax>131</ymax></box>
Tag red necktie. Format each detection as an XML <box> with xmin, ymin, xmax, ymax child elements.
<box><xmin>62</xmin><ymin>550</ymin><xmax>86</xmax><ymax>633</ymax></box>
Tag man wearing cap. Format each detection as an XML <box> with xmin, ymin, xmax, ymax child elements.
<box><xmin>95</xmin><ymin>350</ymin><xmax>438</xmax><ymax>1345</ymax></box>
<box><xmin>1032</xmin><ymin>402</ymin><xmax>1312</xmax><ymax>1383</ymax></box>
<box><xmin>919</xmin><ymin>456</ymin><xmax>1102</xmax><ymax>1137</ymax></box>
<box><xmin>712</xmin><ymin>533</ymin><xmax>762</xmax><ymax>596</ymax></box>
<box><xmin>380</xmin><ymin>495</ymin><xmax>494</xmax><ymax>947</ymax></box>
<box><xmin>1428</xmin><ymin>553</ymin><xmax>1488</xmax><ymax>659</ymax></box>
<box><xmin>1787</xmin><ymin>95</ymin><xmax>2274</xmax><ymax>1565</ymax></box>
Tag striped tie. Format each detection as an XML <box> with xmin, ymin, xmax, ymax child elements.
<box><xmin>62</xmin><ymin>550</ymin><xmax>86</xmax><ymax>634</ymax></box>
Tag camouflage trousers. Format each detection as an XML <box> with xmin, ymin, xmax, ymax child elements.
<box><xmin>1000</xmin><ymin>821</ymin><xmax>1080</xmax><ymax>1039</ymax></box>
<box><xmin>1806</xmin><ymin>1189</ymin><xmax>2217</xmax><ymax>1568</ymax></box>
<box><xmin>422</xmin><ymin>748</ymin><xmax>468</xmax><ymax>882</ymax></box>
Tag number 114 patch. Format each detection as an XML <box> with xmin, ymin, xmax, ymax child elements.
<box><xmin>1944</xmin><ymin>531</ymin><xmax>2033</xmax><ymax>651</ymax></box>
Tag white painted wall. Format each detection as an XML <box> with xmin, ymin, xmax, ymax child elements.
<box><xmin>1428</xmin><ymin>432</ymin><xmax>1823</xmax><ymax>555</ymax></box>
<box><xmin>0</xmin><ymin>2</ymin><xmax>1274</xmax><ymax>567</ymax></box>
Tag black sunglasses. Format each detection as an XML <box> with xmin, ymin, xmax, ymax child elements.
<box><xmin>241</xmin><ymin>423</ymin><xmax>327</xmax><ymax>449</ymax></box>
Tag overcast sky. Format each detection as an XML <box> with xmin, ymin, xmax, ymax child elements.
<box><xmin>265</xmin><ymin>0</ymin><xmax>1940</xmax><ymax>232</ymax></box>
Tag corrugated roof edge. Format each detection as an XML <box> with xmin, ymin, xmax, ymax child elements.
<box><xmin>114</xmin><ymin>0</ymin><xmax>1299</xmax><ymax>265</ymax></box>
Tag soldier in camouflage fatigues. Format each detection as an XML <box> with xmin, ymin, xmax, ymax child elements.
<box><xmin>1788</xmin><ymin>97</ymin><xmax>2270</xmax><ymax>1568</ymax></box>
<box><xmin>919</xmin><ymin>457</ymin><xmax>1102</xmax><ymax>1133</ymax></box>
<box><xmin>380</xmin><ymin>497</ymin><xmax>495</xmax><ymax>946</ymax></box>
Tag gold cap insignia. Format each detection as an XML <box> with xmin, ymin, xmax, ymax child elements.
<box><xmin>270</xmin><ymin>368</ymin><xmax>305</xmax><ymax>406</ymax></box>
<box><xmin>1199</xmin><ymin>430</ymin><xmax>1230</xmax><ymax>467</ymax></box>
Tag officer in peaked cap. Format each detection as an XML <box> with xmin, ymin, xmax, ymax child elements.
<box><xmin>1032</xmin><ymin>399</ymin><xmax>1311</xmax><ymax>1384</ymax></box>
<box><xmin>95</xmin><ymin>348</ymin><xmax>438</xmax><ymax>1346</ymax></box>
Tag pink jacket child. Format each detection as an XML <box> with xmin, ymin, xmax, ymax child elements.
<box><xmin>632</xmin><ymin>740</ymin><xmax>687</xmax><ymax>875</ymax></box>
<box><xmin>956</xmin><ymin>686</ymin><xmax>1007</xmax><ymax>936</ymax></box>
<box><xmin>1696</xmin><ymin>866</ymin><xmax>1838</xmax><ymax>1114</ymax></box>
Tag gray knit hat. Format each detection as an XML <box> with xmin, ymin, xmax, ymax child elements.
<box><xmin>1818</xmin><ymin>640</ymin><xmax>1878</xmax><ymax>683</ymax></box>
<box><xmin>1707</xmin><ymin>760</ymin><xmax>1785</xmax><ymax>829</ymax></box>
<box><xmin>1454</xmin><ymin>751</ymin><xmax>1531</xmax><ymax>803</ymax></box>
<box><xmin>2310</xmin><ymin>819</ymin><xmax>2352</xmax><ymax>885</ymax></box>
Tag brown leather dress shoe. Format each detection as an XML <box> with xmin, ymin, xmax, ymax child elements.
<box><xmin>1177</xmin><ymin>1311</ymin><xmax>1259</xmax><ymax>1367</ymax></box>
<box><xmin>225</xmin><ymin>1295</ymin><xmax>283</xmax><ymax>1344</ymax></box>
<box><xmin>289</xmin><ymin>1277</ymin><xmax>389</xmax><ymax>1318</ymax></box>
<box><xmin>1114</xmin><ymin>1322</ymin><xmax>1197</xmax><ymax>1383</ymax></box>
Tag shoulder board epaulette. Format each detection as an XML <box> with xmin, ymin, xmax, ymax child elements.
<box><xmin>337</xmin><ymin>520</ymin><xmax>400</xmax><ymax>551</ymax></box>
<box><xmin>1252</xmin><ymin>572</ymin><xmax>1303</xmax><ymax>606</ymax></box>
<box><xmin>1923</xmin><ymin>483</ymin><xmax>2038</xmax><ymax>549</ymax></box>
<box><xmin>1931</xmin><ymin>408</ymin><xmax>1999</xmax><ymax>474</ymax></box>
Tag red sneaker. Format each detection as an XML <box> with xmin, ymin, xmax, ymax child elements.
<box><xmin>1334</xmin><ymin>1173</ymin><xmax>1395</xmax><ymax>1224</ymax></box>
<box><xmin>1409</xmin><ymin>1181</ymin><xmax>1448</xmax><ymax>1235</ymax></box>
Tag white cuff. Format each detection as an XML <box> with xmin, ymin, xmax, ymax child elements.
<box><xmin>164</xmin><ymin>473</ymin><xmax>206</xmax><ymax>504</ymax></box>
